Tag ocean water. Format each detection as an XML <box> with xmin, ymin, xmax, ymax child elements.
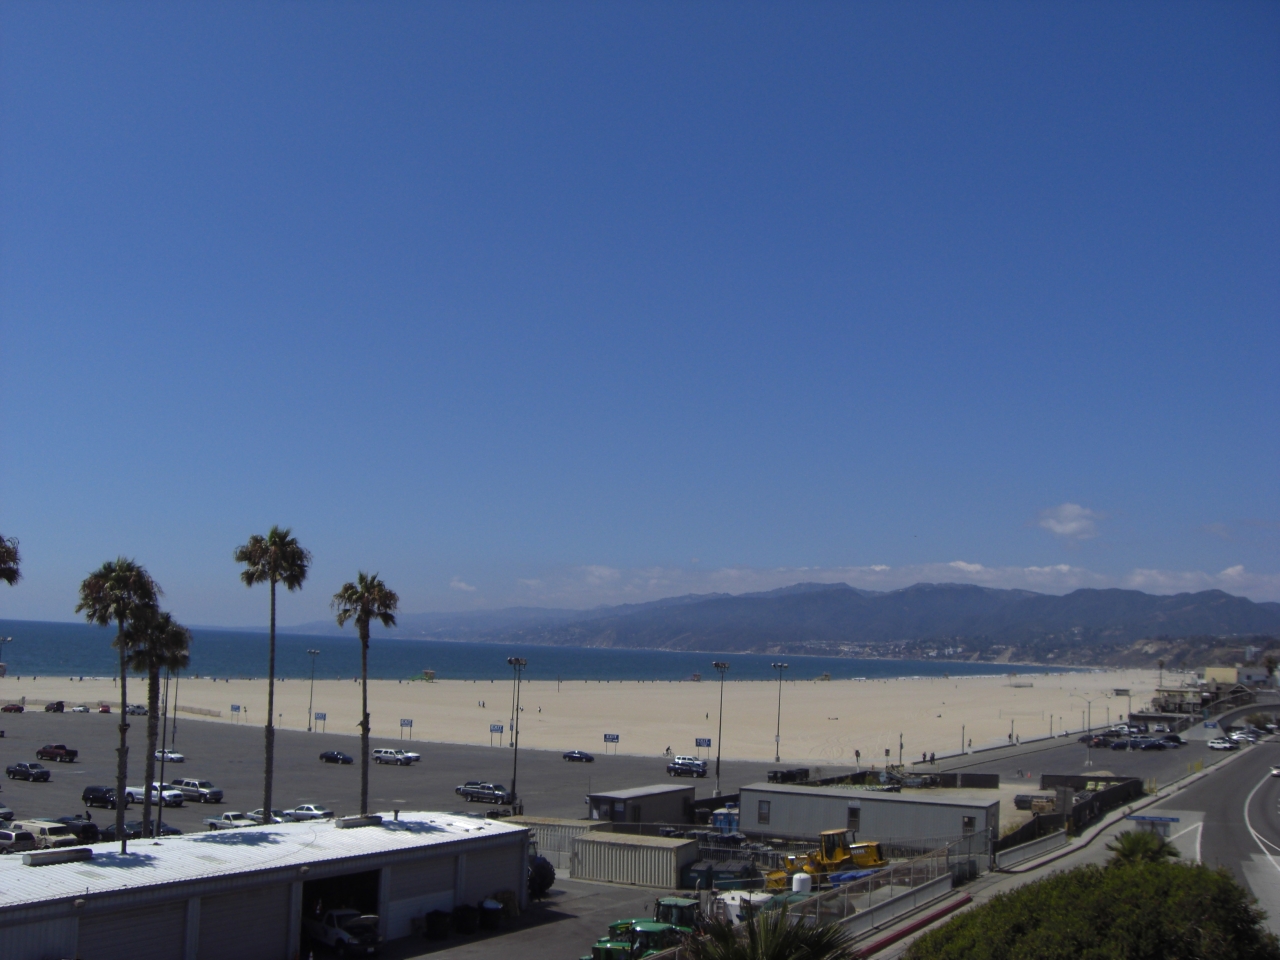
<box><xmin>0</xmin><ymin>619</ymin><xmax>1068</xmax><ymax>683</ymax></box>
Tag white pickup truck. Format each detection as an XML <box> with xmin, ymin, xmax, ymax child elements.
<box><xmin>203</xmin><ymin>811</ymin><xmax>257</xmax><ymax>831</ymax></box>
<box><xmin>125</xmin><ymin>783</ymin><xmax>185</xmax><ymax>806</ymax></box>
<box><xmin>302</xmin><ymin>909</ymin><xmax>382</xmax><ymax>956</ymax></box>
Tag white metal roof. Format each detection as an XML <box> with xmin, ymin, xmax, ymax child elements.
<box><xmin>741</xmin><ymin>783</ymin><xmax>1000</xmax><ymax>809</ymax></box>
<box><xmin>589</xmin><ymin>783</ymin><xmax>695</xmax><ymax>800</ymax></box>
<box><xmin>0</xmin><ymin>811</ymin><xmax>524</xmax><ymax>910</ymax></box>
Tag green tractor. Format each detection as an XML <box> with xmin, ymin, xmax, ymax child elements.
<box><xmin>653</xmin><ymin>896</ymin><xmax>702</xmax><ymax>932</ymax></box>
<box><xmin>580</xmin><ymin>919</ymin><xmax>684</xmax><ymax>960</ymax></box>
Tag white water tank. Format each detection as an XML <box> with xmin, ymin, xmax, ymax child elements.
<box><xmin>791</xmin><ymin>872</ymin><xmax>812</xmax><ymax>894</ymax></box>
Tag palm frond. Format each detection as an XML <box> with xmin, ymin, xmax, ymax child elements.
<box><xmin>0</xmin><ymin>535</ymin><xmax>20</xmax><ymax>586</ymax></box>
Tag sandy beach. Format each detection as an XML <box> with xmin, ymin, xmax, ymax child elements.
<box><xmin>0</xmin><ymin>668</ymin><xmax>1162</xmax><ymax>764</ymax></box>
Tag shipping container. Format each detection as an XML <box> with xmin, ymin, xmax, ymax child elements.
<box><xmin>508</xmin><ymin>815</ymin><xmax>614</xmax><ymax>871</ymax></box>
<box><xmin>572</xmin><ymin>833</ymin><xmax>699</xmax><ymax>888</ymax></box>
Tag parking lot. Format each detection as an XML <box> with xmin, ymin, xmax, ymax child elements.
<box><xmin>0</xmin><ymin>709</ymin><xmax>779</xmax><ymax>833</ymax></box>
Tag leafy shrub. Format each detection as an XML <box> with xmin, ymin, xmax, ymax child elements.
<box><xmin>905</xmin><ymin>861</ymin><xmax>1280</xmax><ymax>960</ymax></box>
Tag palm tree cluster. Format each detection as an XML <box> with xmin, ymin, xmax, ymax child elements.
<box><xmin>39</xmin><ymin>525</ymin><xmax>399</xmax><ymax>852</ymax></box>
<box><xmin>0</xmin><ymin>534</ymin><xmax>20</xmax><ymax>586</ymax></box>
<box><xmin>684</xmin><ymin>904</ymin><xmax>857</xmax><ymax>960</ymax></box>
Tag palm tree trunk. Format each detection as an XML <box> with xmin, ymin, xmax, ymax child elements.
<box><xmin>263</xmin><ymin>577</ymin><xmax>276</xmax><ymax>823</ymax></box>
<box><xmin>360</xmin><ymin>622</ymin><xmax>370</xmax><ymax>816</ymax></box>
<box><xmin>141</xmin><ymin>667</ymin><xmax>161</xmax><ymax>837</ymax></box>
<box><xmin>115</xmin><ymin>618</ymin><xmax>130</xmax><ymax>854</ymax></box>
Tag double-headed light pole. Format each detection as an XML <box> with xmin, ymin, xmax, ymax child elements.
<box><xmin>306</xmin><ymin>649</ymin><xmax>320</xmax><ymax>732</ymax></box>
<box><xmin>712</xmin><ymin>661</ymin><xmax>729</xmax><ymax>796</ymax></box>
<box><xmin>771</xmin><ymin>662</ymin><xmax>788</xmax><ymax>763</ymax></box>
<box><xmin>508</xmin><ymin>657</ymin><xmax>527</xmax><ymax>813</ymax></box>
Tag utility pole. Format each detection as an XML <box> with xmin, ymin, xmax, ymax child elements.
<box><xmin>306</xmin><ymin>649</ymin><xmax>320</xmax><ymax>732</ymax></box>
<box><xmin>771</xmin><ymin>663</ymin><xmax>788</xmax><ymax>763</ymax></box>
<box><xmin>712</xmin><ymin>661</ymin><xmax>729</xmax><ymax>797</ymax></box>
<box><xmin>508</xmin><ymin>657</ymin><xmax>526</xmax><ymax>813</ymax></box>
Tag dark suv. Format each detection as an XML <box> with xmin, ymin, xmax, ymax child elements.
<box><xmin>83</xmin><ymin>785</ymin><xmax>125</xmax><ymax>809</ymax></box>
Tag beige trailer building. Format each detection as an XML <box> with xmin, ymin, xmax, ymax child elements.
<box><xmin>0</xmin><ymin>812</ymin><xmax>528</xmax><ymax>960</ymax></box>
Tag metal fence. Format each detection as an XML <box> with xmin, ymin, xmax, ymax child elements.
<box><xmin>645</xmin><ymin>839</ymin><xmax>970</xmax><ymax>960</ymax></box>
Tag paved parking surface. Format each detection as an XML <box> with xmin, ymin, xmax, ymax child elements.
<box><xmin>0</xmin><ymin>710</ymin><xmax>777</xmax><ymax>832</ymax></box>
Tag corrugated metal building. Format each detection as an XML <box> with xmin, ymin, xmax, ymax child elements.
<box><xmin>571</xmin><ymin>833</ymin><xmax>699</xmax><ymax>888</ymax></box>
<box><xmin>0</xmin><ymin>812</ymin><xmax>527</xmax><ymax>960</ymax></box>
<box><xmin>506</xmin><ymin>815</ymin><xmax>613</xmax><ymax>871</ymax></box>
<box><xmin>738</xmin><ymin>783</ymin><xmax>1000</xmax><ymax>842</ymax></box>
<box><xmin>588</xmin><ymin>784</ymin><xmax>695</xmax><ymax>824</ymax></box>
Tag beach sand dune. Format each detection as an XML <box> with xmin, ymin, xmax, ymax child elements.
<box><xmin>0</xmin><ymin>668</ymin><xmax>1160</xmax><ymax>763</ymax></box>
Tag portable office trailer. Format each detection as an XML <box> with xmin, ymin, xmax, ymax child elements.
<box><xmin>588</xmin><ymin>784</ymin><xmax>696</xmax><ymax>824</ymax></box>
<box><xmin>739</xmin><ymin>783</ymin><xmax>999</xmax><ymax>843</ymax></box>
<box><xmin>571</xmin><ymin>833</ymin><xmax>699</xmax><ymax>888</ymax></box>
<box><xmin>0</xmin><ymin>812</ymin><xmax>528</xmax><ymax>960</ymax></box>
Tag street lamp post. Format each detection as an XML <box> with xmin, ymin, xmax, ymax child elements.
<box><xmin>0</xmin><ymin>636</ymin><xmax>12</xmax><ymax>675</ymax></box>
<box><xmin>306</xmin><ymin>649</ymin><xmax>320</xmax><ymax>732</ymax></box>
<box><xmin>771</xmin><ymin>663</ymin><xmax>788</xmax><ymax>763</ymax></box>
<box><xmin>1114</xmin><ymin>688</ymin><xmax>1133</xmax><ymax>750</ymax></box>
<box><xmin>712</xmin><ymin>662</ymin><xmax>729</xmax><ymax>796</ymax></box>
<box><xmin>508</xmin><ymin>657</ymin><xmax>527</xmax><ymax>813</ymax></box>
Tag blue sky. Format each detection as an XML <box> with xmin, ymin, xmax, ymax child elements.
<box><xmin>2</xmin><ymin>2</ymin><xmax>1277</xmax><ymax>626</ymax></box>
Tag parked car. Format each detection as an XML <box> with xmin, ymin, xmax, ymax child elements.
<box><xmin>1162</xmin><ymin>735</ymin><xmax>1187</xmax><ymax>746</ymax></box>
<box><xmin>7</xmin><ymin>762</ymin><xmax>51</xmax><ymax>782</ymax></box>
<box><xmin>0</xmin><ymin>703</ymin><xmax>23</xmax><ymax>713</ymax></box>
<box><xmin>13</xmin><ymin>820</ymin><xmax>80</xmax><ymax>849</ymax></box>
<box><xmin>124</xmin><ymin>783</ymin><xmax>184</xmax><ymax>806</ymax></box>
<box><xmin>1139</xmin><ymin>739</ymin><xmax>1167</xmax><ymax>751</ymax></box>
<box><xmin>82</xmin><ymin>785</ymin><xmax>126</xmax><ymax>809</ymax></box>
<box><xmin>563</xmin><ymin>750</ymin><xmax>595</xmax><ymax>762</ymax></box>
<box><xmin>303</xmin><ymin>909</ymin><xmax>382</xmax><ymax>957</ymax></box>
<box><xmin>0</xmin><ymin>803</ymin><xmax>14</xmax><ymax>821</ymax></box>
<box><xmin>1109</xmin><ymin>739</ymin><xmax>1132</xmax><ymax>751</ymax></box>
<box><xmin>124</xmin><ymin>704</ymin><xmax>148</xmax><ymax>716</ymax></box>
<box><xmin>0</xmin><ymin>829</ymin><xmax>36</xmax><ymax>854</ymax></box>
<box><xmin>286</xmin><ymin>804</ymin><xmax>334</xmax><ymax>821</ymax></box>
<box><xmin>1271</xmin><ymin>765</ymin><xmax>1280</xmax><ymax>778</ymax></box>
<box><xmin>35</xmin><ymin>744</ymin><xmax>78</xmax><ymax>763</ymax></box>
<box><xmin>246</xmin><ymin>808</ymin><xmax>288</xmax><ymax>824</ymax></box>
<box><xmin>1208</xmin><ymin>738</ymin><xmax>1239</xmax><ymax>751</ymax></box>
<box><xmin>203</xmin><ymin>812</ymin><xmax>257</xmax><ymax>831</ymax></box>
<box><xmin>455</xmin><ymin>782</ymin><xmax>512</xmax><ymax>804</ymax></box>
<box><xmin>397</xmin><ymin>749</ymin><xmax>420</xmax><ymax>763</ymax></box>
<box><xmin>104</xmin><ymin>820</ymin><xmax>182</xmax><ymax>840</ymax></box>
<box><xmin>371</xmin><ymin>748</ymin><xmax>412</xmax><ymax>766</ymax></box>
<box><xmin>54</xmin><ymin>816</ymin><xmax>100</xmax><ymax>843</ymax></box>
<box><xmin>667</xmin><ymin>757</ymin><xmax>707</xmax><ymax>778</ymax></box>
<box><xmin>320</xmin><ymin>751</ymin><xmax>353</xmax><ymax>764</ymax></box>
<box><xmin>98</xmin><ymin>705</ymin><xmax>111</xmax><ymax>714</ymax></box>
<box><xmin>171</xmin><ymin>778</ymin><xmax>222</xmax><ymax>803</ymax></box>
<box><xmin>70</xmin><ymin>705</ymin><xmax>90</xmax><ymax>713</ymax></box>
<box><xmin>43</xmin><ymin>701</ymin><xmax>64</xmax><ymax>713</ymax></box>
<box><xmin>154</xmin><ymin>749</ymin><xmax>185</xmax><ymax>763</ymax></box>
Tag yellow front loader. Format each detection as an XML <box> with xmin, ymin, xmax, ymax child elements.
<box><xmin>765</xmin><ymin>829</ymin><xmax>887</xmax><ymax>890</ymax></box>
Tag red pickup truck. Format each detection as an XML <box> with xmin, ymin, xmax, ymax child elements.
<box><xmin>35</xmin><ymin>744</ymin><xmax>78</xmax><ymax>763</ymax></box>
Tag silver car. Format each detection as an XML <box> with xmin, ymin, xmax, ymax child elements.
<box><xmin>286</xmin><ymin>804</ymin><xmax>334</xmax><ymax>821</ymax></box>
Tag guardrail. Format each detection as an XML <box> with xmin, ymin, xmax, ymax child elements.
<box><xmin>994</xmin><ymin>829</ymin><xmax>1067</xmax><ymax>869</ymax></box>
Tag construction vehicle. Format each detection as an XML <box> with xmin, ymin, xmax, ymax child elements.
<box><xmin>580</xmin><ymin>920</ymin><xmax>684</xmax><ymax>960</ymax></box>
<box><xmin>764</xmin><ymin>829</ymin><xmax>887</xmax><ymax>889</ymax></box>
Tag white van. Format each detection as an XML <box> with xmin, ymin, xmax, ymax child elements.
<box><xmin>14</xmin><ymin>820</ymin><xmax>80</xmax><ymax>849</ymax></box>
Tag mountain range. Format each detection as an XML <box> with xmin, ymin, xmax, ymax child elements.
<box><xmin>291</xmin><ymin>582</ymin><xmax>1280</xmax><ymax>665</ymax></box>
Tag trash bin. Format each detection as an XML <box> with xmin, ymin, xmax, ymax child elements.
<box><xmin>479</xmin><ymin>899</ymin><xmax>504</xmax><ymax>930</ymax></box>
<box><xmin>424</xmin><ymin>910</ymin><xmax>451</xmax><ymax>939</ymax></box>
<box><xmin>452</xmin><ymin>904</ymin><xmax>479</xmax><ymax>934</ymax></box>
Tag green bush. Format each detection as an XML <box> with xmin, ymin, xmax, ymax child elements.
<box><xmin>905</xmin><ymin>861</ymin><xmax>1280</xmax><ymax>960</ymax></box>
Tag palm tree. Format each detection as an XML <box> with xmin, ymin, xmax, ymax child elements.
<box><xmin>1106</xmin><ymin>829</ymin><xmax>1180</xmax><ymax>866</ymax></box>
<box><xmin>683</xmin><ymin>903</ymin><xmax>856</xmax><ymax>960</ymax></box>
<box><xmin>75</xmin><ymin>558</ymin><xmax>160</xmax><ymax>853</ymax></box>
<box><xmin>125</xmin><ymin>609</ymin><xmax>191</xmax><ymax>837</ymax></box>
<box><xmin>332</xmin><ymin>572</ymin><xmax>398</xmax><ymax>816</ymax></box>
<box><xmin>234</xmin><ymin>527</ymin><xmax>311</xmax><ymax>824</ymax></box>
<box><xmin>0</xmin><ymin>535</ymin><xmax>19</xmax><ymax>586</ymax></box>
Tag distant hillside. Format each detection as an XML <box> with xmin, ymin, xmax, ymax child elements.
<box><xmin>289</xmin><ymin>581</ymin><xmax>1280</xmax><ymax>666</ymax></box>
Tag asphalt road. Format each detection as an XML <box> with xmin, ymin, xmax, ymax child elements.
<box><xmin>0</xmin><ymin>709</ymin><xmax>779</xmax><ymax>834</ymax></box>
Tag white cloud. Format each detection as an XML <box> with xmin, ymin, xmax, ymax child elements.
<box><xmin>448</xmin><ymin>577</ymin><xmax>477</xmax><ymax>593</ymax></box>
<box><xmin>509</xmin><ymin>561</ymin><xmax>1280</xmax><ymax>607</ymax></box>
<box><xmin>1038</xmin><ymin>503</ymin><xmax>1101</xmax><ymax>540</ymax></box>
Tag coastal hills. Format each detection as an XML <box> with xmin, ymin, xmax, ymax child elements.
<box><xmin>295</xmin><ymin>582</ymin><xmax>1280</xmax><ymax>668</ymax></box>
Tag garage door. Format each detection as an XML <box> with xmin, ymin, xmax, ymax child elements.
<box><xmin>79</xmin><ymin>902</ymin><xmax>185</xmax><ymax>960</ymax></box>
<box><xmin>0</xmin><ymin>918</ymin><xmax>78</xmax><ymax>960</ymax></box>
<box><xmin>388</xmin><ymin>854</ymin><xmax>454</xmax><ymax>899</ymax></box>
<box><xmin>198</xmin><ymin>884</ymin><xmax>290</xmax><ymax>960</ymax></box>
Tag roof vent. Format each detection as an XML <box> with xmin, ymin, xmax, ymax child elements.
<box><xmin>24</xmin><ymin>848</ymin><xmax>93</xmax><ymax>867</ymax></box>
<box><xmin>336</xmin><ymin>815</ymin><xmax>383</xmax><ymax>829</ymax></box>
